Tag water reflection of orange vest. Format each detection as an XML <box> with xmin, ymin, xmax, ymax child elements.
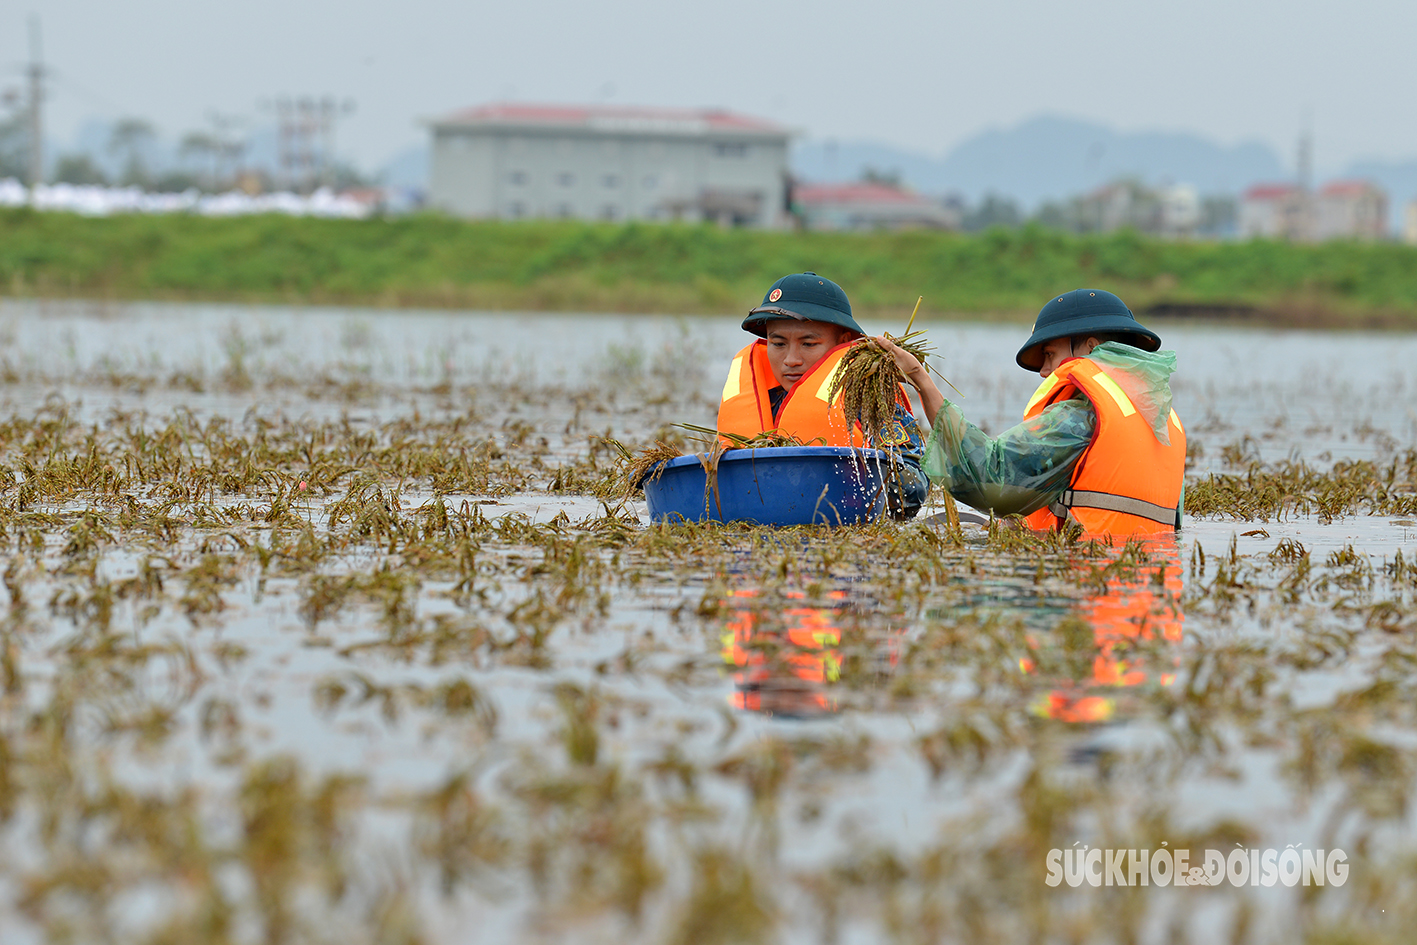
<box><xmin>1028</xmin><ymin>540</ymin><xmax>1184</xmax><ymax>723</ymax></box>
<box><xmin>1021</xmin><ymin>357</ymin><xmax>1186</xmax><ymax>538</ymax></box>
<box><xmin>721</xmin><ymin>589</ymin><xmax>845</xmax><ymax>717</ymax></box>
<box><xmin>717</xmin><ymin>341</ymin><xmax>912</xmax><ymax>448</ymax></box>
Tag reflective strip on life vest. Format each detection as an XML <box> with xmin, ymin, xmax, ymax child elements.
<box><xmin>1169</xmin><ymin>409</ymin><xmax>1184</xmax><ymax>434</ymax></box>
<box><xmin>1090</xmin><ymin>372</ymin><xmax>1136</xmax><ymax>417</ymax></box>
<box><xmin>814</xmin><ymin>357</ymin><xmax>846</xmax><ymax>403</ymax></box>
<box><xmin>1049</xmin><ymin>489</ymin><xmax>1179</xmax><ymax>528</ymax></box>
<box><xmin>722</xmin><ymin>355</ymin><xmax>744</xmax><ymax>402</ymax></box>
<box><xmin>717</xmin><ymin>341</ymin><xmax>883</xmax><ymax>447</ymax></box>
<box><xmin>1024</xmin><ymin>374</ymin><xmax>1062</xmax><ymax>415</ymax></box>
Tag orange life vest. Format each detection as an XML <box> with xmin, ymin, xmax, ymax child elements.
<box><xmin>716</xmin><ymin>340</ymin><xmax>911</xmax><ymax>447</ymax></box>
<box><xmin>1021</xmin><ymin>357</ymin><xmax>1186</xmax><ymax>538</ymax></box>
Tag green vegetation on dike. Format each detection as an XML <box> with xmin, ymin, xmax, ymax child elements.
<box><xmin>4</xmin><ymin>207</ymin><xmax>1417</xmax><ymax>324</ymax></box>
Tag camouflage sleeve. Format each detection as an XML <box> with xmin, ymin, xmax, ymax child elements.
<box><xmin>866</xmin><ymin>401</ymin><xmax>930</xmax><ymax>520</ymax></box>
<box><xmin>867</xmin><ymin>402</ymin><xmax>927</xmax><ymax>465</ymax></box>
<box><xmin>921</xmin><ymin>396</ymin><xmax>1095</xmax><ymax>516</ymax></box>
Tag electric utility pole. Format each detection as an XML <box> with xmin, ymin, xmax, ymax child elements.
<box><xmin>1295</xmin><ymin>110</ymin><xmax>1315</xmax><ymax>242</ymax></box>
<box><xmin>268</xmin><ymin>95</ymin><xmax>355</xmax><ymax>192</ymax></box>
<box><xmin>26</xmin><ymin>16</ymin><xmax>44</xmax><ymax>187</ymax></box>
<box><xmin>1297</xmin><ymin>125</ymin><xmax>1312</xmax><ymax>194</ymax></box>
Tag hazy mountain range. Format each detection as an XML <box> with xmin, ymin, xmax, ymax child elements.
<box><xmin>792</xmin><ymin>115</ymin><xmax>1288</xmax><ymax>208</ymax></box>
<box><xmin>811</xmin><ymin>115</ymin><xmax>1417</xmax><ymax>231</ymax></box>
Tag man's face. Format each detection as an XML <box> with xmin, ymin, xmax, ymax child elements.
<box><xmin>1037</xmin><ymin>337</ymin><xmax>1074</xmax><ymax>378</ymax></box>
<box><xmin>1037</xmin><ymin>336</ymin><xmax>1100</xmax><ymax>378</ymax></box>
<box><xmin>764</xmin><ymin>319</ymin><xmax>849</xmax><ymax>391</ymax></box>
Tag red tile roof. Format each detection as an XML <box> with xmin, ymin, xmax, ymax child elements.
<box><xmin>436</xmin><ymin>102</ymin><xmax>788</xmax><ymax>135</ymax></box>
<box><xmin>794</xmin><ymin>183</ymin><xmax>930</xmax><ymax>205</ymax></box>
<box><xmin>1242</xmin><ymin>184</ymin><xmax>1299</xmax><ymax>201</ymax></box>
<box><xmin>1320</xmin><ymin>179</ymin><xmax>1379</xmax><ymax>197</ymax></box>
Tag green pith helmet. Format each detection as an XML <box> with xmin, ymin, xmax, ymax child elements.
<box><xmin>742</xmin><ymin>272</ymin><xmax>865</xmax><ymax>337</ymax></box>
<box><xmin>1015</xmin><ymin>288</ymin><xmax>1162</xmax><ymax>371</ymax></box>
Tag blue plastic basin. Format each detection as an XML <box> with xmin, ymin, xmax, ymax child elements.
<box><xmin>641</xmin><ymin>446</ymin><xmax>891</xmax><ymax>526</ymax></box>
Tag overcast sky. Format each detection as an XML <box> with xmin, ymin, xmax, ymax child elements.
<box><xmin>1</xmin><ymin>0</ymin><xmax>1413</xmax><ymax>174</ymax></box>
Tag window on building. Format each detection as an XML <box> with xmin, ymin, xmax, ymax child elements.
<box><xmin>556</xmin><ymin>203</ymin><xmax>574</xmax><ymax>218</ymax></box>
<box><xmin>714</xmin><ymin>142</ymin><xmax>748</xmax><ymax>158</ymax></box>
<box><xmin>507</xmin><ymin>202</ymin><xmax>526</xmax><ymax>219</ymax></box>
<box><xmin>642</xmin><ymin>175</ymin><xmax>657</xmax><ymax>190</ymax></box>
<box><xmin>508</xmin><ymin>171</ymin><xmax>528</xmax><ymax>185</ymax></box>
<box><xmin>602</xmin><ymin>174</ymin><xmax>620</xmax><ymax>189</ymax></box>
<box><xmin>557</xmin><ymin>172</ymin><xmax>575</xmax><ymax>187</ymax></box>
<box><xmin>600</xmin><ymin>205</ymin><xmax>619</xmax><ymax>221</ymax></box>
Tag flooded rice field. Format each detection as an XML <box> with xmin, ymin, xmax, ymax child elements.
<box><xmin>0</xmin><ymin>298</ymin><xmax>1416</xmax><ymax>944</ymax></box>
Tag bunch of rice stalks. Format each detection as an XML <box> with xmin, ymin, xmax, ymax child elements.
<box><xmin>625</xmin><ymin>440</ymin><xmax>684</xmax><ymax>493</ymax></box>
<box><xmin>675</xmin><ymin>423</ymin><xmax>818</xmax><ymax>451</ymax></box>
<box><xmin>827</xmin><ymin>330</ymin><xmax>937</xmax><ymax>445</ymax></box>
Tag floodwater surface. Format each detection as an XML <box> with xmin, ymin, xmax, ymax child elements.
<box><xmin>0</xmin><ymin>299</ymin><xmax>1414</xmax><ymax>945</ymax></box>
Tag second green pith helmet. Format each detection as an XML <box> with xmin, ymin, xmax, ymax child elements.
<box><xmin>741</xmin><ymin>272</ymin><xmax>865</xmax><ymax>337</ymax></box>
<box><xmin>1015</xmin><ymin>289</ymin><xmax>1161</xmax><ymax>371</ymax></box>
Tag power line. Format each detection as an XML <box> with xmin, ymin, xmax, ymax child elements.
<box><xmin>46</xmin><ymin>67</ymin><xmax>132</xmax><ymax>117</ymax></box>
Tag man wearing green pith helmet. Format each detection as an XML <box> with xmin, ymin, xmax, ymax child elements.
<box><xmin>718</xmin><ymin>272</ymin><xmax>929</xmax><ymax>519</ymax></box>
<box><xmin>876</xmin><ymin>289</ymin><xmax>1186</xmax><ymax>538</ymax></box>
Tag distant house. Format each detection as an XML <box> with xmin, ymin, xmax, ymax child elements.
<box><xmin>1071</xmin><ymin>180</ymin><xmax>1163</xmax><ymax>234</ymax></box>
<box><xmin>1238</xmin><ymin>184</ymin><xmax>1309</xmax><ymax>240</ymax></box>
<box><xmin>1315</xmin><ymin>180</ymin><xmax>1387</xmax><ymax>240</ymax></box>
<box><xmin>792</xmin><ymin>182</ymin><xmax>959</xmax><ymax>231</ymax></box>
<box><xmin>1240</xmin><ymin>180</ymin><xmax>1388</xmax><ymax>241</ymax></box>
<box><xmin>426</xmin><ymin>103</ymin><xmax>791</xmax><ymax>228</ymax></box>
<box><xmin>1158</xmin><ymin>184</ymin><xmax>1201</xmax><ymax>236</ymax></box>
<box><xmin>1406</xmin><ymin>200</ymin><xmax>1417</xmax><ymax>246</ymax></box>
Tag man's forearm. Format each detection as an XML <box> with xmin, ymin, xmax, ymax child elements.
<box><xmin>922</xmin><ymin>398</ymin><xmax>1095</xmax><ymax>516</ymax></box>
<box><xmin>904</xmin><ymin>366</ymin><xmax>945</xmax><ymax>427</ymax></box>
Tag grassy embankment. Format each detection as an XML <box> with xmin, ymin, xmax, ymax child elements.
<box><xmin>4</xmin><ymin>207</ymin><xmax>1417</xmax><ymax>326</ymax></box>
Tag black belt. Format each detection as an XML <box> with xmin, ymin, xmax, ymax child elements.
<box><xmin>1049</xmin><ymin>489</ymin><xmax>1181</xmax><ymax>530</ymax></box>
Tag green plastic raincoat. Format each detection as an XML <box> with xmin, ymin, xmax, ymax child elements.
<box><xmin>922</xmin><ymin>344</ymin><xmax>1179</xmax><ymax>517</ymax></box>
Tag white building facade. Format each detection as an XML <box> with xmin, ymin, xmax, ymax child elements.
<box><xmin>1238</xmin><ymin>184</ymin><xmax>1306</xmax><ymax>240</ymax></box>
<box><xmin>427</xmin><ymin>103</ymin><xmax>791</xmax><ymax>228</ymax></box>
<box><xmin>1314</xmin><ymin>181</ymin><xmax>1387</xmax><ymax>241</ymax></box>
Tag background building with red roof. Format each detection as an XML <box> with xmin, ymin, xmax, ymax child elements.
<box><xmin>1240</xmin><ymin>179</ymin><xmax>1388</xmax><ymax>241</ymax></box>
<box><xmin>791</xmin><ymin>181</ymin><xmax>959</xmax><ymax>231</ymax></box>
<box><xmin>1315</xmin><ymin>180</ymin><xmax>1387</xmax><ymax>240</ymax></box>
<box><xmin>426</xmin><ymin>103</ymin><xmax>791</xmax><ymax>228</ymax></box>
<box><xmin>1238</xmin><ymin>183</ymin><xmax>1309</xmax><ymax>240</ymax></box>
